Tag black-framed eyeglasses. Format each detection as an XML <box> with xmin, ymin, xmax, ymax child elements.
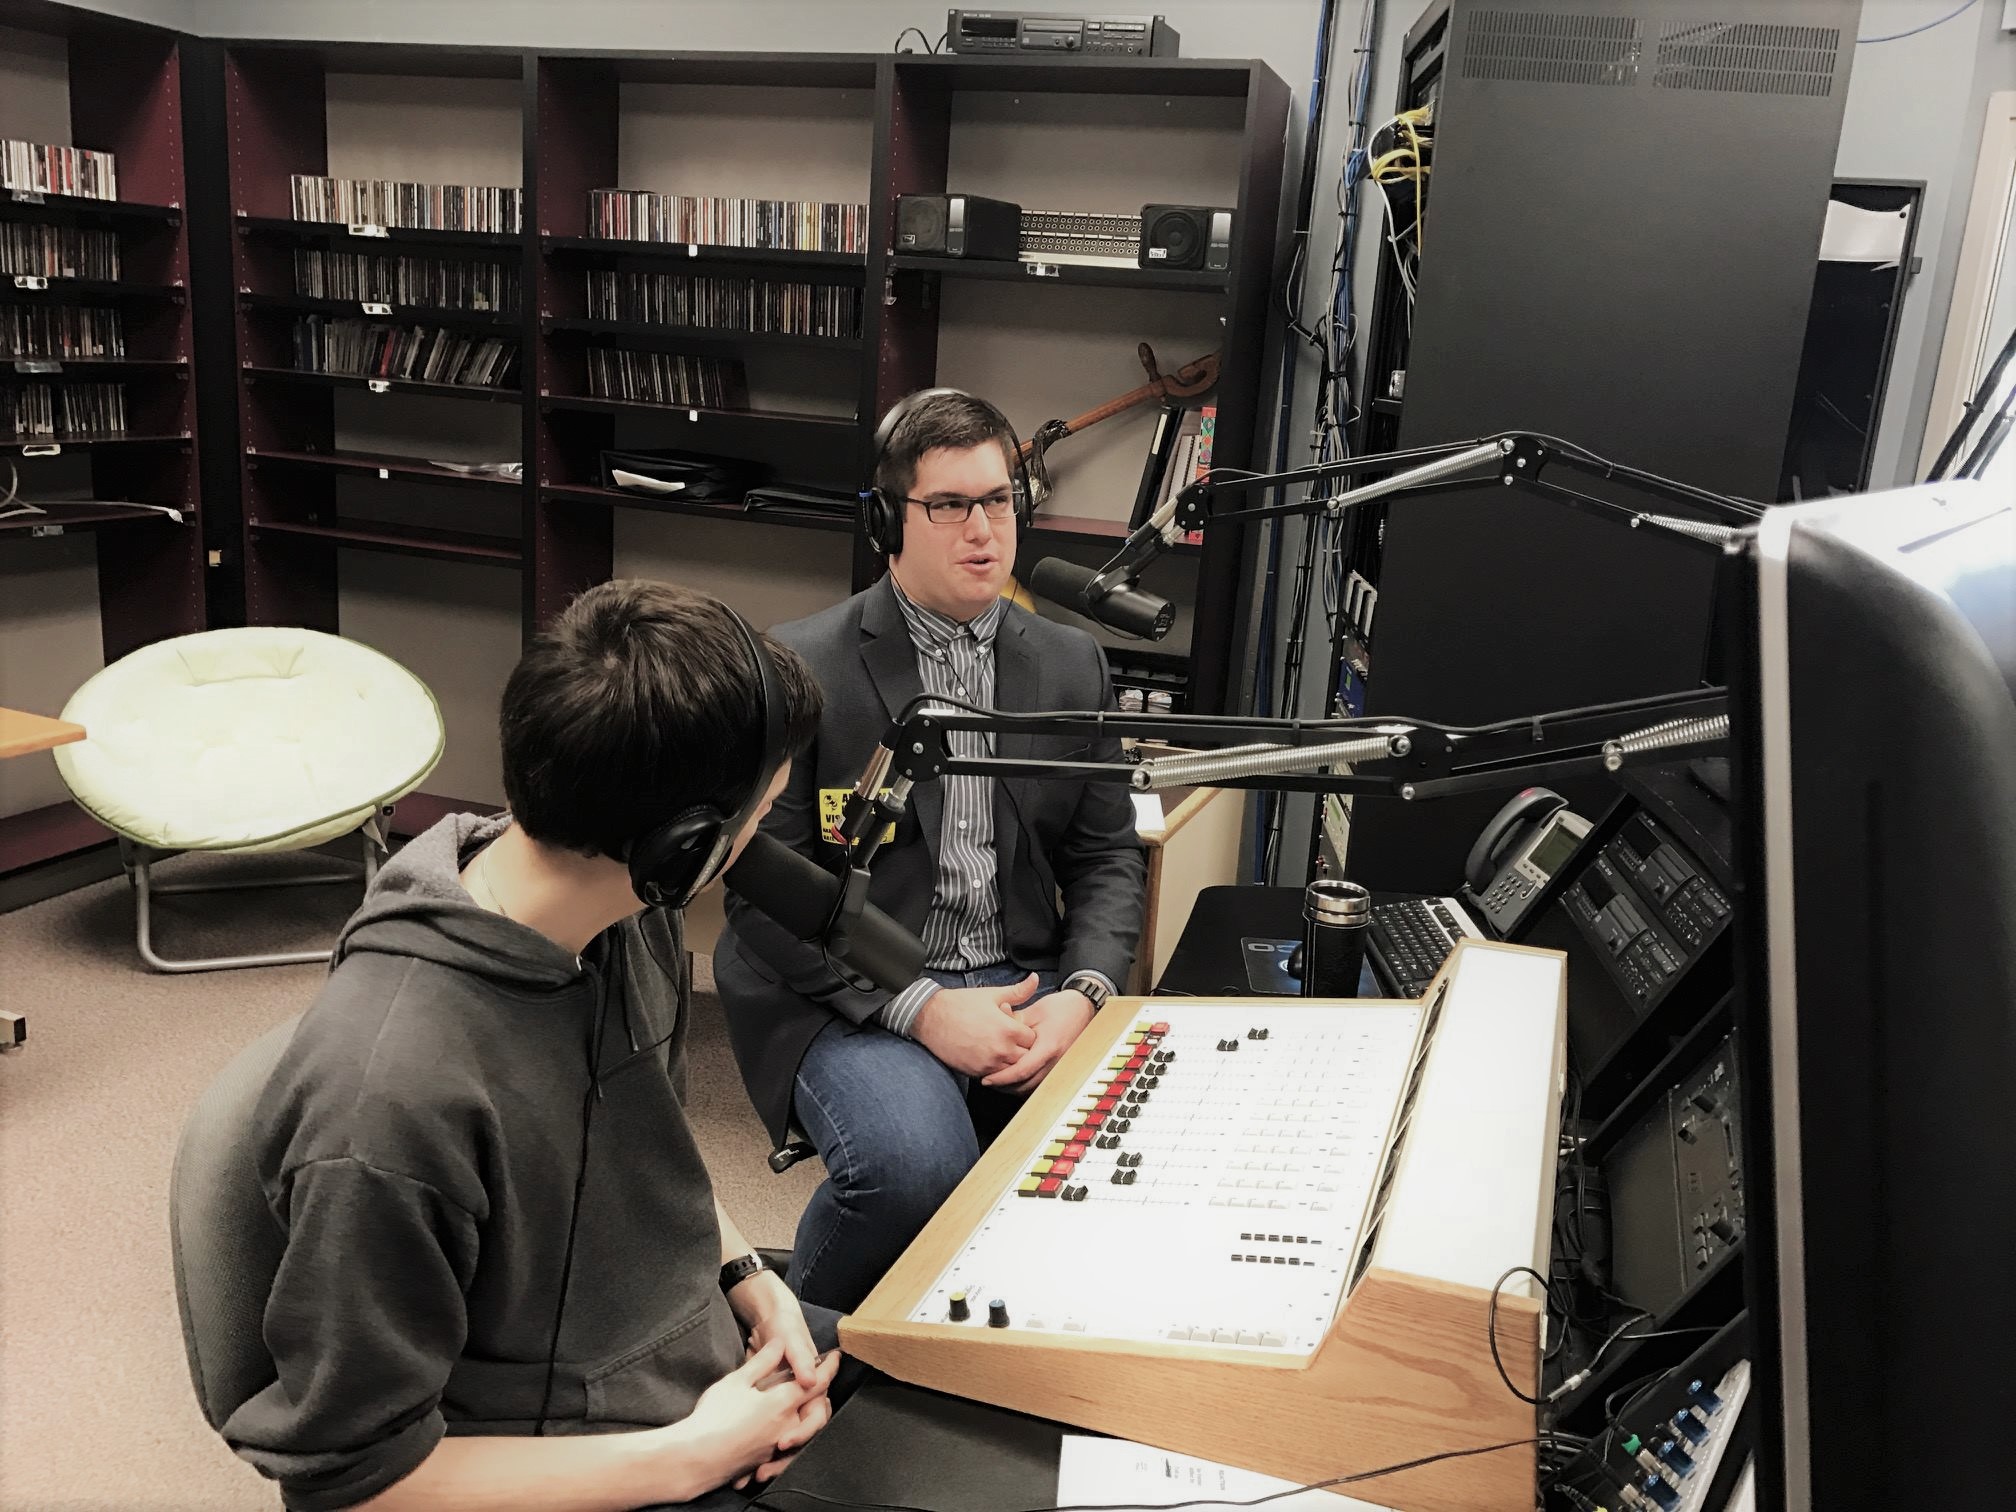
<box><xmin>905</xmin><ymin>490</ymin><xmax>1017</xmax><ymax>525</ymax></box>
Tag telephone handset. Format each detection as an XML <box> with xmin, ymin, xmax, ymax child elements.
<box><xmin>1461</xmin><ymin>787</ymin><xmax>1593</xmax><ymax>937</ymax></box>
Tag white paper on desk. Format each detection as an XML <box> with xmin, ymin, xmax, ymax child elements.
<box><xmin>1056</xmin><ymin>1437</ymin><xmax>1400</xmax><ymax>1512</ymax></box>
<box><xmin>1131</xmin><ymin>793</ymin><xmax>1165</xmax><ymax>832</ymax></box>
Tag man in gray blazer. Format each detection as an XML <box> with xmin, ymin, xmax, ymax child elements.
<box><xmin>715</xmin><ymin>389</ymin><xmax>1146</xmax><ymax>1310</ymax></box>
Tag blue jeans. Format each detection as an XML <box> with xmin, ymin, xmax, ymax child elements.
<box><xmin>788</xmin><ymin>965</ymin><xmax>1058</xmax><ymax>1311</ymax></box>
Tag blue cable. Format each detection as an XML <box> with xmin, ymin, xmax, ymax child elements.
<box><xmin>1858</xmin><ymin>0</ymin><xmax>1977</xmax><ymax>43</ymax></box>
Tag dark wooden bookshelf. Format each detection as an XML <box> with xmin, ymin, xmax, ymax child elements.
<box><xmin>246</xmin><ymin>447</ymin><xmax>522</xmax><ymax>493</ymax></box>
<box><xmin>248</xmin><ymin>516</ymin><xmax>522</xmax><ymax>565</ymax></box>
<box><xmin>0</xmin><ymin>0</ymin><xmax>206</xmax><ymax>878</ymax></box>
<box><xmin>542</xmin><ymin>317</ymin><xmax>861</xmax><ymax>353</ymax></box>
<box><xmin>242</xmin><ymin>365</ymin><xmax>520</xmax><ymax>402</ymax></box>
<box><xmin>888</xmin><ymin>253</ymin><xmax>1228</xmax><ymax>294</ymax></box>
<box><xmin>540</xmin><ymin>480</ymin><xmax>855</xmax><ymax>534</ymax></box>
<box><xmin>240</xmin><ymin>291</ymin><xmax>518</xmax><ymax>329</ymax></box>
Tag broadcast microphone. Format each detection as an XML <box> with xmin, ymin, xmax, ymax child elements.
<box><xmin>723</xmin><ymin>833</ymin><xmax>926</xmax><ymax>994</ymax></box>
<box><xmin>1026</xmin><ymin>557</ymin><xmax>1177</xmax><ymax>641</ymax></box>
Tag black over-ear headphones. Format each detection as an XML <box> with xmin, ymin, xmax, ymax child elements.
<box><xmin>624</xmin><ymin>606</ymin><xmax>786</xmax><ymax>910</ymax></box>
<box><xmin>858</xmin><ymin>387</ymin><xmax>1035</xmax><ymax>557</ymax></box>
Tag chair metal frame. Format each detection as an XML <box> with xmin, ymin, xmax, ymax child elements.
<box><xmin>119</xmin><ymin>809</ymin><xmax>393</xmax><ymax>973</ymax></box>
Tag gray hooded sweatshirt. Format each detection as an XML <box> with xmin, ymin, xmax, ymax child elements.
<box><xmin>222</xmin><ymin>814</ymin><xmax>744</xmax><ymax>1510</ymax></box>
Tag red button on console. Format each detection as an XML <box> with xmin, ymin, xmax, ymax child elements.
<box><xmin>1038</xmin><ymin>1177</ymin><xmax>1063</xmax><ymax>1195</ymax></box>
<box><xmin>1063</xmin><ymin>1142</ymin><xmax>1088</xmax><ymax>1159</ymax></box>
<box><xmin>1096</xmin><ymin>1097</ymin><xmax>1117</xmax><ymax>1112</ymax></box>
<box><xmin>1050</xmin><ymin>1159</ymin><xmax>1077</xmax><ymax>1177</ymax></box>
<box><xmin>1151</xmin><ymin>1022</ymin><xmax>1170</xmax><ymax>1035</ymax></box>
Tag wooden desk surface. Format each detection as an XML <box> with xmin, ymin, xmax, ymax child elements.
<box><xmin>0</xmin><ymin>709</ymin><xmax>85</xmax><ymax>761</ymax></box>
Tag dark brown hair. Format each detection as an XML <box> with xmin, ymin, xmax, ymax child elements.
<box><xmin>500</xmin><ymin>580</ymin><xmax>821</xmax><ymax>861</ymax></box>
<box><xmin>872</xmin><ymin>389</ymin><xmax>1019</xmax><ymax>507</ymax></box>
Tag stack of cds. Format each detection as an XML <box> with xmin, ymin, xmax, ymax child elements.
<box><xmin>0</xmin><ymin>223</ymin><xmax>119</xmax><ymax>280</ymax></box>
<box><xmin>2</xmin><ymin>139</ymin><xmax>117</xmax><ymax>199</ymax></box>
<box><xmin>4</xmin><ymin>381</ymin><xmax>127</xmax><ymax>437</ymax></box>
<box><xmin>1</xmin><ymin>306</ymin><xmax>125</xmax><ymax>359</ymax></box>
<box><xmin>588</xmin><ymin>191</ymin><xmax>865</xmax><ymax>253</ymax></box>
<box><xmin>293</xmin><ymin>250</ymin><xmax>520</xmax><ymax>312</ymax></box>
<box><xmin>290</xmin><ymin>316</ymin><xmax>519</xmax><ymax>389</ymax></box>
<box><xmin>290</xmin><ymin>176</ymin><xmax>522</xmax><ymax>234</ymax></box>
<box><xmin>587</xmin><ymin>347</ymin><xmax>747</xmax><ymax>410</ymax></box>
<box><xmin>585</xmin><ymin>270</ymin><xmax>859</xmax><ymax>338</ymax></box>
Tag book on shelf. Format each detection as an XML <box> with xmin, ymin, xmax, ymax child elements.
<box><xmin>293</xmin><ymin>250</ymin><xmax>520</xmax><ymax>313</ymax></box>
<box><xmin>587</xmin><ymin>191</ymin><xmax>866</xmax><ymax>254</ymax></box>
<box><xmin>584</xmin><ymin>269</ymin><xmax>860</xmax><ymax>338</ymax></box>
<box><xmin>2</xmin><ymin>306</ymin><xmax>125</xmax><ymax>361</ymax></box>
<box><xmin>1187</xmin><ymin>403</ymin><xmax>1215</xmax><ymax>544</ymax></box>
<box><xmin>585</xmin><ymin>347</ymin><xmax>748</xmax><ymax>410</ymax></box>
<box><xmin>289</xmin><ymin>176</ymin><xmax>522</xmax><ymax>235</ymax></box>
<box><xmin>0</xmin><ymin>223</ymin><xmax>119</xmax><ymax>281</ymax></box>
<box><xmin>3</xmin><ymin>381</ymin><xmax>127</xmax><ymax>437</ymax></box>
<box><xmin>2</xmin><ymin>139</ymin><xmax>117</xmax><ymax>200</ymax></box>
<box><xmin>289</xmin><ymin>316</ymin><xmax>519</xmax><ymax>389</ymax></box>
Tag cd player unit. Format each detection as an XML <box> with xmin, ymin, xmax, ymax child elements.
<box><xmin>947</xmin><ymin>12</ymin><xmax>1180</xmax><ymax>57</ymax></box>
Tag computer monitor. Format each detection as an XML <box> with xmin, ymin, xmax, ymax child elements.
<box><xmin>1732</xmin><ymin>478</ymin><xmax>2016</xmax><ymax>1509</ymax></box>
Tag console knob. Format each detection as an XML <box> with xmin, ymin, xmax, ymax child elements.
<box><xmin>987</xmin><ymin>1299</ymin><xmax>1010</xmax><ymax>1328</ymax></box>
<box><xmin>948</xmin><ymin>1291</ymin><xmax>969</xmax><ymax>1322</ymax></box>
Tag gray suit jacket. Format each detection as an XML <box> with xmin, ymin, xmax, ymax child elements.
<box><xmin>714</xmin><ymin>579</ymin><xmax>1147</xmax><ymax>1145</ymax></box>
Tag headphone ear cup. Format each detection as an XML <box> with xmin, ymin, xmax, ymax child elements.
<box><xmin>861</xmin><ymin>486</ymin><xmax>902</xmax><ymax>556</ymax></box>
<box><xmin>628</xmin><ymin>806</ymin><xmax>728</xmax><ymax>910</ymax></box>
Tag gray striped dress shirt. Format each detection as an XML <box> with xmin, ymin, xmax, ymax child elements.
<box><xmin>877</xmin><ymin>577</ymin><xmax>1113</xmax><ymax>1037</ymax></box>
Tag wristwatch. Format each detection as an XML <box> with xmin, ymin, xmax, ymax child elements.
<box><xmin>719</xmin><ymin>1251</ymin><xmax>770</xmax><ymax>1294</ymax></box>
<box><xmin>1062</xmin><ymin>971</ymin><xmax>1112</xmax><ymax>1013</ymax></box>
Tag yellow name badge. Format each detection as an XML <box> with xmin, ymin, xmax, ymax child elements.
<box><xmin>819</xmin><ymin>788</ymin><xmax>898</xmax><ymax>847</ymax></box>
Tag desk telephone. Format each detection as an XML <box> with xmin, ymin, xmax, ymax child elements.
<box><xmin>1461</xmin><ymin>787</ymin><xmax>1593</xmax><ymax>936</ymax></box>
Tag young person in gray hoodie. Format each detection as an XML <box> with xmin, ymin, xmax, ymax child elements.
<box><xmin>219</xmin><ymin>581</ymin><xmax>846</xmax><ymax>1511</ymax></box>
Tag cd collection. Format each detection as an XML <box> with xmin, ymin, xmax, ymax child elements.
<box><xmin>588</xmin><ymin>191</ymin><xmax>866</xmax><ymax>254</ymax></box>
<box><xmin>587</xmin><ymin>347</ymin><xmax>748</xmax><ymax>410</ymax></box>
<box><xmin>0</xmin><ymin>223</ymin><xmax>119</xmax><ymax>281</ymax></box>
<box><xmin>4</xmin><ymin>381</ymin><xmax>127</xmax><ymax>438</ymax></box>
<box><xmin>290</xmin><ymin>176</ymin><xmax>522</xmax><ymax>235</ymax></box>
<box><xmin>585</xmin><ymin>270</ymin><xmax>860</xmax><ymax>338</ymax></box>
<box><xmin>290</xmin><ymin>316</ymin><xmax>519</xmax><ymax>389</ymax></box>
<box><xmin>293</xmin><ymin>250</ymin><xmax>520</xmax><ymax>312</ymax></box>
<box><xmin>2</xmin><ymin>138</ymin><xmax>118</xmax><ymax>200</ymax></box>
<box><xmin>1</xmin><ymin>306</ymin><xmax>125</xmax><ymax>360</ymax></box>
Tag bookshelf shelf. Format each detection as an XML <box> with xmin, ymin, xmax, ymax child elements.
<box><xmin>888</xmin><ymin>254</ymin><xmax>1228</xmax><ymax>295</ymax></box>
<box><xmin>237</xmin><ymin>215</ymin><xmax>522</xmax><ymax>252</ymax></box>
<box><xmin>246</xmin><ymin>447</ymin><xmax>522</xmax><ymax>493</ymax></box>
<box><xmin>239</xmin><ymin>292</ymin><xmax>518</xmax><ymax>330</ymax></box>
<box><xmin>0</xmin><ymin>189</ymin><xmax>181</xmax><ymax>228</ymax></box>
<box><xmin>0</xmin><ymin>501</ymin><xmax>185</xmax><ymax>533</ymax></box>
<box><xmin>539</xmin><ymin>392</ymin><xmax>852</xmax><ymax>433</ymax></box>
<box><xmin>2</xmin><ymin>357</ymin><xmax>188</xmax><ymax>376</ymax></box>
<box><xmin>1026</xmin><ymin>512</ymin><xmax>1203</xmax><ymax>555</ymax></box>
<box><xmin>542</xmin><ymin>317</ymin><xmax>860</xmax><ymax>353</ymax></box>
<box><xmin>0</xmin><ymin>275</ymin><xmax>184</xmax><ymax>303</ymax></box>
<box><xmin>248</xmin><ymin>516</ymin><xmax>523</xmax><ymax>565</ymax></box>
<box><xmin>542</xmin><ymin>236</ymin><xmax>868</xmax><ymax>273</ymax></box>
<box><xmin>540</xmin><ymin>481</ymin><xmax>855</xmax><ymax>534</ymax></box>
<box><xmin>0</xmin><ymin>430</ymin><xmax>192</xmax><ymax>454</ymax></box>
<box><xmin>243</xmin><ymin>366</ymin><xmax>520</xmax><ymax>403</ymax></box>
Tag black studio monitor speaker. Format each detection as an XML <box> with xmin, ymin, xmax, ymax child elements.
<box><xmin>1139</xmin><ymin>204</ymin><xmax>1232</xmax><ymax>272</ymax></box>
<box><xmin>895</xmin><ymin>193</ymin><xmax>1023</xmax><ymax>259</ymax></box>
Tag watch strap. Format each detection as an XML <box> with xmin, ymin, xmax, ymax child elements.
<box><xmin>719</xmin><ymin>1252</ymin><xmax>769</xmax><ymax>1293</ymax></box>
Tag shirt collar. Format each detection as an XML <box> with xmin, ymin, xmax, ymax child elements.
<box><xmin>887</xmin><ymin>573</ymin><xmax>1005</xmax><ymax>655</ymax></box>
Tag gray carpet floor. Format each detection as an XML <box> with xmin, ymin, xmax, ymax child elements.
<box><xmin>0</xmin><ymin>851</ymin><xmax>822</xmax><ymax>1511</ymax></box>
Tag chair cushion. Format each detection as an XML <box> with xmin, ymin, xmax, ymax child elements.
<box><xmin>55</xmin><ymin>628</ymin><xmax>444</xmax><ymax>853</ymax></box>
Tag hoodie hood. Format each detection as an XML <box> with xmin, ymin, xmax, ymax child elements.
<box><xmin>333</xmin><ymin>813</ymin><xmax>584</xmax><ymax>990</ymax></box>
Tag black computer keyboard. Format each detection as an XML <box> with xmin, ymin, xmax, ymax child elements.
<box><xmin>1369</xmin><ymin>897</ymin><xmax>1470</xmax><ymax>997</ymax></box>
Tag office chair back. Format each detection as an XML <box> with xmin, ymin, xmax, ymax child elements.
<box><xmin>169</xmin><ymin>1018</ymin><xmax>297</xmax><ymax>1429</ymax></box>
